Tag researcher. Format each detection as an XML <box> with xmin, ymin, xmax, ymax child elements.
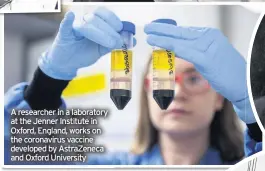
<box><xmin>4</xmin><ymin>7</ymin><xmax>262</xmax><ymax>165</ymax></box>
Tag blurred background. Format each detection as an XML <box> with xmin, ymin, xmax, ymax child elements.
<box><xmin>0</xmin><ymin>0</ymin><xmax>59</xmax><ymax>13</ymax></box>
<box><xmin>4</xmin><ymin>4</ymin><xmax>261</xmax><ymax>152</ymax></box>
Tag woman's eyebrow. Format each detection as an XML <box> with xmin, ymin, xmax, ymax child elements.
<box><xmin>183</xmin><ymin>68</ymin><xmax>196</xmax><ymax>73</ymax></box>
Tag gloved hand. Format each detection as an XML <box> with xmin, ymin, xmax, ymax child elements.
<box><xmin>39</xmin><ymin>7</ymin><xmax>126</xmax><ymax>80</ymax></box>
<box><xmin>144</xmin><ymin>23</ymin><xmax>256</xmax><ymax>124</ymax></box>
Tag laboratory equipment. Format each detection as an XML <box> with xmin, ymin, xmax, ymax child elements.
<box><xmin>152</xmin><ymin>19</ymin><xmax>177</xmax><ymax>110</ymax></box>
<box><xmin>110</xmin><ymin>21</ymin><xmax>135</xmax><ymax>110</ymax></box>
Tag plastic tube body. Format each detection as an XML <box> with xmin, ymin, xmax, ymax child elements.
<box><xmin>152</xmin><ymin>46</ymin><xmax>175</xmax><ymax>110</ymax></box>
<box><xmin>110</xmin><ymin>31</ymin><xmax>133</xmax><ymax>110</ymax></box>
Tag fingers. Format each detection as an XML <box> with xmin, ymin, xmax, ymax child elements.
<box><xmin>90</xmin><ymin>16</ymin><xmax>123</xmax><ymax>47</ymax></box>
<box><xmin>133</xmin><ymin>38</ymin><xmax>137</xmax><ymax>47</ymax></box>
<box><xmin>59</xmin><ymin>11</ymin><xmax>75</xmax><ymax>35</ymax></box>
<box><xmin>145</xmin><ymin>24</ymin><xmax>224</xmax><ymax>67</ymax></box>
<box><xmin>146</xmin><ymin>34</ymin><xmax>176</xmax><ymax>51</ymax></box>
<box><xmin>76</xmin><ymin>24</ymin><xmax>118</xmax><ymax>49</ymax></box>
<box><xmin>98</xmin><ymin>37</ymin><xmax>137</xmax><ymax>57</ymax></box>
<box><xmin>94</xmin><ymin>7</ymin><xmax>123</xmax><ymax>32</ymax></box>
<box><xmin>144</xmin><ymin>23</ymin><xmax>209</xmax><ymax>40</ymax></box>
<box><xmin>147</xmin><ymin>35</ymin><xmax>205</xmax><ymax>66</ymax></box>
<box><xmin>74</xmin><ymin>7</ymin><xmax>125</xmax><ymax>49</ymax></box>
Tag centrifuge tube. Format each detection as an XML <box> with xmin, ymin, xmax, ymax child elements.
<box><xmin>152</xmin><ymin>19</ymin><xmax>177</xmax><ymax>110</ymax></box>
<box><xmin>110</xmin><ymin>21</ymin><xmax>135</xmax><ymax>110</ymax></box>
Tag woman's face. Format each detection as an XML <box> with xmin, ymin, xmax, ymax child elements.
<box><xmin>146</xmin><ymin>58</ymin><xmax>224</xmax><ymax>135</ymax></box>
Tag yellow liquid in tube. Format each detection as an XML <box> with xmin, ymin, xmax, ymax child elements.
<box><xmin>110</xmin><ymin>49</ymin><xmax>132</xmax><ymax>110</ymax></box>
<box><xmin>153</xmin><ymin>49</ymin><xmax>175</xmax><ymax>110</ymax></box>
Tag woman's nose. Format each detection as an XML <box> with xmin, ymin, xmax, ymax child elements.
<box><xmin>173</xmin><ymin>83</ymin><xmax>188</xmax><ymax>101</ymax></box>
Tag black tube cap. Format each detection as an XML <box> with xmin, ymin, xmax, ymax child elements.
<box><xmin>153</xmin><ymin>90</ymin><xmax>174</xmax><ymax>110</ymax></box>
<box><xmin>110</xmin><ymin>89</ymin><xmax>131</xmax><ymax>110</ymax></box>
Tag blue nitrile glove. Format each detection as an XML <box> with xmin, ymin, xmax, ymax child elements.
<box><xmin>144</xmin><ymin>24</ymin><xmax>255</xmax><ymax>124</ymax></box>
<box><xmin>39</xmin><ymin>7</ymin><xmax>132</xmax><ymax>80</ymax></box>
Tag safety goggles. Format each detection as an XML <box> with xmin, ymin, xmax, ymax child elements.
<box><xmin>145</xmin><ymin>71</ymin><xmax>210</xmax><ymax>95</ymax></box>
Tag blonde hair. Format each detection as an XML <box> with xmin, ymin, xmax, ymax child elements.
<box><xmin>130</xmin><ymin>58</ymin><xmax>244</xmax><ymax>163</ymax></box>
